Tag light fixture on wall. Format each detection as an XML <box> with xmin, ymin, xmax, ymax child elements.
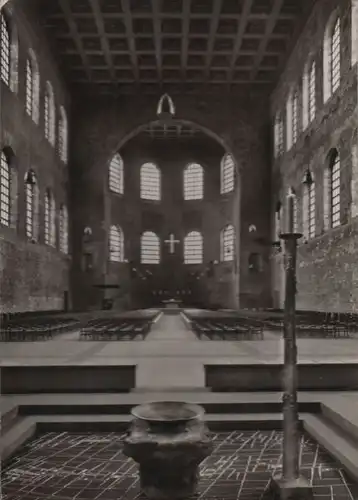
<box><xmin>24</xmin><ymin>170</ymin><xmax>36</xmax><ymax>185</ymax></box>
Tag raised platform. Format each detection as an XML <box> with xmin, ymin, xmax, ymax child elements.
<box><xmin>205</xmin><ymin>363</ymin><xmax>358</xmax><ymax>391</ymax></box>
<box><xmin>2</xmin><ymin>391</ymin><xmax>358</xmax><ymax>500</ymax></box>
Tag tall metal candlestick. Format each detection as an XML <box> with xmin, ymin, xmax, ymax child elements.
<box><xmin>270</xmin><ymin>192</ymin><xmax>313</xmax><ymax>499</ymax></box>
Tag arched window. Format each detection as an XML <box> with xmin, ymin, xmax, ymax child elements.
<box><xmin>109</xmin><ymin>225</ymin><xmax>124</xmax><ymax>262</ymax></box>
<box><xmin>288</xmin><ymin>188</ymin><xmax>298</xmax><ymax>233</ymax></box>
<box><xmin>140</xmin><ymin>162</ymin><xmax>161</xmax><ymax>201</ymax></box>
<box><xmin>220</xmin><ymin>224</ymin><xmax>235</xmax><ymax>262</ymax></box>
<box><xmin>292</xmin><ymin>88</ymin><xmax>299</xmax><ymax>144</ymax></box>
<box><xmin>308</xmin><ymin>61</ymin><xmax>316</xmax><ymax>124</ymax></box>
<box><xmin>303</xmin><ymin>59</ymin><xmax>316</xmax><ymax>129</ymax></box>
<box><xmin>58</xmin><ymin>106</ymin><xmax>68</xmax><ymax>163</ymax></box>
<box><xmin>329</xmin><ymin>149</ymin><xmax>341</xmax><ymax>228</ymax></box>
<box><xmin>302</xmin><ymin>171</ymin><xmax>316</xmax><ymax>240</ymax></box>
<box><xmin>184</xmin><ymin>231</ymin><xmax>203</xmax><ymax>264</ymax></box>
<box><xmin>274</xmin><ymin>202</ymin><xmax>282</xmax><ymax>241</ymax></box>
<box><xmin>25</xmin><ymin>170</ymin><xmax>39</xmax><ymax>241</ymax></box>
<box><xmin>44</xmin><ymin>189</ymin><xmax>56</xmax><ymax>246</ymax></box>
<box><xmin>0</xmin><ymin>11</ymin><xmax>10</xmax><ymax>86</ymax></box>
<box><xmin>44</xmin><ymin>81</ymin><xmax>56</xmax><ymax>146</ymax></box>
<box><xmin>59</xmin><ymin>204</ymin><xmax>69</xmax><ymax>254</ymax></box>
<box><xmin>25</xmin><ymin>50</ymin><xmax>40</xmax><ymax>123</ymax></box>
<box><xmin>141</xmin><ymin>231</ymin><xmax>160</xmax><ymax>264</ymax></box>
<box><xmin>0</xmin><ymin>149</ymin><xmax>11</xmax><ymax>226</ymax></box>
<box><xmin>324</xmin><ymin>13</ymin><xmax>341</xmax><ymax>101</ymax></box>
<box><xmin>109</xmin><ymin>153</ymin><xmax>124</xmax><ymax>194</ymax></box>
<box><xmin>184</xmin><ymin>163</ymin><xmax>203</xmax><ymax>200</ymax></box>
<box><xmin>274</xmin><ymin>112</ymin><xmax>284</xmax><ymax>157</ymax></box>
<box><xmin>220</xmin><ymin>153</ymin><xmax>235</xmax><ymax>194</ymax></box>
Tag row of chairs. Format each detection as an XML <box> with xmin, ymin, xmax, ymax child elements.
<box><xmin>190</xmin><ymin>317</ymin><xmax>264</xmax><ymax>340</ymax></box>
<box><xmin>79</xmin><ymin>318</ymin><xmax>151</xmax><ymax>341</ymax></box>
<box><xmin>0</xmin><ymin>318</ymin><xmax>80</xmax><ymax>342</ymax></box>
<box><xmin>265</xmin><ymin>311</ymin><xmax>357</xmax><ymax>338</ymax></box>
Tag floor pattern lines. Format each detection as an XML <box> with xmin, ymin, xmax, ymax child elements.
<box><xmin>2</xmin><ymin>430</ymin><xmax>358</xmax><ymax>499</ymax></box>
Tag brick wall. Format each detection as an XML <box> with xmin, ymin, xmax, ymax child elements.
<box><xmin>270</xmin><ymin>0</ymin><xmax>358</xmax><ymax>312</ymax></box>
<box><xmin>0</xmin><ymin>2</ymin><xmax>71</xmax><ymax>312</ymax></box>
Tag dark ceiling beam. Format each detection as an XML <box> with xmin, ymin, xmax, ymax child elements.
<box><xmin>58</xmin><ymin>0</ymin><xmax>92</xmax><ymax>81</ymax></box>
<box><xmin>73</xmin><ymin>78</ymin><xmax>272</xmax><ymax>84</ymax></box>
<box><xmin>152</xmin><ymin>0</ymin><xmax>163</xmax><ymax>85</ymax></box>
<box><xmin>69</xmin><ymin>64</ymin><xmax>277</xmax><ymax>71</ymax></box>
<box><xmin>204</xmin><ymin>0</ymin><xmax>223</xmax><ymax>79</ymax></box>
<box><xmin>121</xmin><ymin>0</ymin><xmax>139</xmax><ymax>82</ymax></box>
<box><xmin>181</xmin><ymin>0</ymin><xmax>191</xmax><ymax>80</ymax></box>
<box><xmin>227</xmin><ymin>0</ymin><xmax>254</xmax><ymax>85</ymax></box>
<box><xmin>250</xmin><ymin>0</ymin><xmax>285</xmax><ymax>81</ymax></box>
<box><xmin>88</xmin><ymin>0</ymin><xmax>116</xmax><ymax>81</ymax></box>
<box><xmin>48</xmin><ymin>13</ymin><xmax>298</xmax><ymax>21</ymax></box>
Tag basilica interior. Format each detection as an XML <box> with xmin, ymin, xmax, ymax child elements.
<box><xmin>1</xmin><ymin>0</ymin><xmax>358</xmax><ymax>499</ymax></box>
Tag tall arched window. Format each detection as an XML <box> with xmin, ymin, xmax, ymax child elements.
<box><xmin>0</xmin><ymin>11</ymin><xmax>10</xmax><ymax>86</ymax></box>
<box><xmin>303</xmin><ymin>59</ymin><xmax>316</xmax><ymax>129</ymax></box>
<box><xmin>58</xmin><ymin>106</ymin><xmax>68</xmax><ymax>163</ymax></box>
<box><xmin>292</xmin><ymin>88</ymin><xmax>299</xmax><ymax>144</ymax></box>
<box><xmin>308</xmin><ymin>60</ymin><xmax>316</xmax><ymax>123</ymax></box>
<box><xmin>141</xmin><ymin>231</ymin><xmax>160</xmax><ymax>264</ymax></box>
<box><xmin>44</xmin><ymin>81</ymin><xmax>56</xmax><ymax>146</ymax></box>
<box><xmin>109</xmin><ymin>225</ymin><xmax>124</xmax><ymax>262</ymax></box>
<box><xmin>274</xmin><ymin>112</ymin><xmax>284</xmax><ymax>157</ymax></box>
<box><xmin>220</xmin><ymin>224</ymin><xmax>235</xmax><ymax>262</ymax></box>
<box><xmin>59</xmin><ymin>204</ymin><xmax>69</xmax><ymax>254</ymax></box>
<box><xmin>329</xmin><ymin>149</ymin><xmax>341</xmax><ymax>228</ymax></box>
<box><xmin>140</xmin><ymin>163</ymin><xmax>160</xmax><ymax>200</ymax></box>
<box><xmin>324</xmin><ymin>13</ymin><xmax>341</xmax><ymax>101</ymax></box>
<box><xmin>302</xmin><ymin>171</ymin><xmax>316</xmax><ymax>240</ymax></box>
<box><xmin>25</xmin><ymin>170</ymin><xmax>39</xmax><ymax>241</ymax></box>
<box><xmin>274</xmin><ymin>202</ymin><xmax>282</xmax><ymax>241</ymax></box>
<box><xmin>0</xmin><ymin>149</ymin><xmax>11</xmax><ymax>226</ymax></box>
<box><xmin>288</xmin><ymin>188</ymin><xmax>298</xmax><ymax>233</ymax></box>
<box><xmin>184</xmin><ymin>231</ymin><xmax>203</xmax><ymax>264</ymax></box>
<box><xmin>184</xmin><ymin>163</ymin><xmax>203</xmax><ymax>200</ymax></box>
<box><xmin>330</xmin><ymin>17</ymin><xmax>341</xmax><ymax>94</ymax></box>
<box><xmin>109</xmin><ymin>153</ymin><xmax>124</xmax><ymax>194</ymax></box>
<box><xmin>44</xmin><ymin>189</ymin><xmax>56</xmax><ymax>247</ymax></box>
<box><xmin>25</xmin><ymin>50</ymin><xmax>39</xmax><ymax>123</ymax></box>
<box><xmin>220</xmin><ymin>153</ymin><xmax>235</xmax><ymax>194</ymax></box>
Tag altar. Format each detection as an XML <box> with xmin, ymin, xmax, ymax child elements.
<box><xmin>162</xmin><ymin>298</ymin><xmax>182</xmax><ymax>315</ymax></box>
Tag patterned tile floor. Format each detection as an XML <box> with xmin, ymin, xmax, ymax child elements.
<box><xmin>2</xmin><ymin>430</ymin><xmax>358</xmax><ymax>499</ymax></box>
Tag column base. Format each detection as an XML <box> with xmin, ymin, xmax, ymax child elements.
<box><xmin>269</xmin><ymin>474</ymin><xmax>313</xmax><ymax>500</ymax></box>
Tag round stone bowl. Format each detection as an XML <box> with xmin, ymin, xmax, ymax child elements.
<box><xmin>124</xmin><ymin>401</ymin><xmax>212</xmax><ymax>499</ymax></box>
<box><xmin>131</xmin><ymin>401</ymin><xmax>204</xmax><ymax>424</ymax></box>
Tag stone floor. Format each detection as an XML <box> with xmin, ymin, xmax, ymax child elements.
<box><xmin>2</xmin><ymin>430</ymin><xmax>358</xmax><ymax>500</ymax></box>
<box><xmin>1</xmin><ymin>313</ymin><xmax>358</xmax><ymax>391</ymax></box>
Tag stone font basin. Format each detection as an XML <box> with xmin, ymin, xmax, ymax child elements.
<box><xmin>124</xmin><ymin>401</ymin><xmax>213</xmax><ymax>499</ymax></box>
<box><xmin>131</xmin><ymin>401</ymin><xmax>204</xmax><ymax>423</ymax></box>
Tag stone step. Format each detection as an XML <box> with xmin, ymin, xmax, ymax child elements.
<box><xmin>0</xmin><ymin>402</ymin><xmax>19</xmax><ymax>436</ymax></box>
<box><xmin>303</xmin><ymin>414</ymin><xmax>358</xmax><ymax>483</ymax></box>
<box><xmin>131</xmin><ymin>386</ymin><xmax>210</xmax><ymax>393</ymax></box>
<box><xmin>16</xmin><ymin>400</ymin><xmax>319</xmax><ymax>415</ymax></box>
<box><xmin>321</xmin><ymin>400</ymin><xmax>358</xmax><ymax>443</ymax></box>
<box><xmin>0</xmin><ymin>412</ymin><xmax>294</xmax><ymax>461</ymax></box>
<box><xmin>0</xmin><ymin>417</ymin><xmax>37</xmax><ymax>462</ymax></box>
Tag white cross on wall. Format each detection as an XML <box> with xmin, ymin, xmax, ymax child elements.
<box><xmin>164</xmin><ymin>234</ymin><xmax>180</xmax><ymax>254</ymax></box>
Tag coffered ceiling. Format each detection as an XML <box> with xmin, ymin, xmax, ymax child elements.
<box><xmin>39</xmin><ymin>0</ymin><xmax>315</xmax><ymax>94</ymax></box>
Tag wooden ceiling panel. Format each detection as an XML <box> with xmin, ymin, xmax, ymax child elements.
<box><xmin>40</xmin><ymin>0</ymin><xmax>315</xmax><ymax>93</ymax></box>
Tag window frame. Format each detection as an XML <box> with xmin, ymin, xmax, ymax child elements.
<box><xmin>183</xmin><ymin>162</ymin><xmax>204</xmax><ymax>200</ymax></box>
<box><xmin>140</xmin><ymin>162</ymin><xmax>161</xmax><ymax>201</ymax></box>
<box><xmin>184</xmin><ymin>231</ymin><xmax>203</xmax><ymax>264</ymax></box>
